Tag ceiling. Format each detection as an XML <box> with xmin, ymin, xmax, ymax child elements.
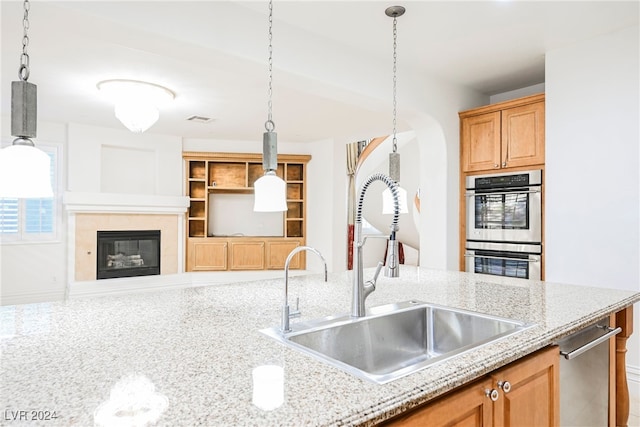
<box><xmin>1</xmin><ymin>1</ymin><xmax>638</xmax><ymax>143</ymax></box>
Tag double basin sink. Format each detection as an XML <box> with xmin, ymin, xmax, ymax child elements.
<box><xmin>261</xmin><ymin>300</ymin><xmax>533</xmax><ymax>384</ymax></box>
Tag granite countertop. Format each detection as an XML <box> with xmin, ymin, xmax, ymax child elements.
<box><xmin>1</xmin><ymin>267</ymin><xmax>639</xmax><ymax>426</ymax></box>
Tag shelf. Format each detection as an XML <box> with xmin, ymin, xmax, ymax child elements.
<box><xmin>189</xmin><ymin>161</ymin><xmax>206</xmax><ymax>179</ymax></box>
<box><xmin>189</xmin><ymin>181</ymin><xmax>206</xmax><ymax>199</ymax></box>
<box><xmin>287</xmin><ymin>183</ymin><xmax>303</xmax><ymax>200</ymax></box>
<box><xmin>209</xmin><ymin>162</ymin><xmax>246</xmax><ymax>188</ymax></box>
<box><xmin>184</xmin><ymin>152</ymin><xmax>311</xmax><ymax>271</ymax></box>
<box><xmin>248</xmin><ymin>163</ymin><xmax>263</xmax><ymax>187</ymax></box>
<box><xmin>188</xmin><ymin>220</ymin><xmax>205</xmax><ymax>237</ymax></box>
<box><xmin>286</xmin><ymin>201</ymin><xmax>302</xmax><ymax>218</ymax></box>
<box><xmin>287</xmin><ymin>221</ymin><xmax>303</xmax><ymax>238</ymax></box>
<box><xmin>286</xmin><ymin>164</ymin><xmax>303</xmax><ymax>181</ymax></box>
<box><xmin>189</xmin><ymin>200</ymin><xmax>206</xmax><ymax>218</ymax></box>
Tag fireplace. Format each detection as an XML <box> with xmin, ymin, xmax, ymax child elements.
<box><xmin>97</xmin><ymin>230</ymin><xmax>161</xmax><ymax>279</ymax></box>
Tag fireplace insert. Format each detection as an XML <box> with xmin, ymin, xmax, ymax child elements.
<box><xmin>96</xmin><ymin>230</ymin><xmax>160</xmax><ymax>279</ymax></box>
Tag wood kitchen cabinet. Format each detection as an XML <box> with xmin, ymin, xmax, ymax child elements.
<box><xmin>460</xmin><ymin>93</ymin><xmax>545</xmax><ymax>173</ymax></box>
<box><xmin>187</xmin><ymin>240</ymin><xmax>228</xmax><ymax>271</ymax></box>
<box><xmin>183</xmin><ymin>152</ymin><xmax>310</xmax><ymax>272</ymax></box>
<box><xmin>384</xmin><ymin>345</ymin><xmax>559</xmax><ymax>426</ymax></box>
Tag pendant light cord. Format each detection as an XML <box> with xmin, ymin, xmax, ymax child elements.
<box><xmin>19</xmin><ymin>0</ymin><xmax>31</xmax><ymax>81</ymax></box>
<box><xmin>265</xmin><ymin>0</ymin><xmax>275</xmax><ymax>132</ymax></box>
<box><xmin>391</xmin><ymin>14</ymin><xmax>398</xmax><ymax>154</ymax></box>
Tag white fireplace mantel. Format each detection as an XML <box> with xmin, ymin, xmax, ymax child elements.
<box><xmin>63</xmin><ymin>192</ymin><xmax>189</xmax><ymax>214</ymax></box>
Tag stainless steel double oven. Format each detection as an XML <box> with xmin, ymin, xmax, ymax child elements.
<box><xmin>465</xmin><ymin>170</ymin><xmax>542</xmax><ymax>280</ymax></box>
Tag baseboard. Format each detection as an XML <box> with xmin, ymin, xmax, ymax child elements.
<box><xmin>628</xmin><ymin>364</ymin><xmax>640</xmax><ymax>399</ymax></box>
<box><xmin>0</xmin><ymin>290</ymin><xmax>65</xmax><ymax>306</ymax></box>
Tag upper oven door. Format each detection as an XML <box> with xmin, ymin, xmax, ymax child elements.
<box><xmin>466</xmin><ymin>170</ymin><xmax>542</xmax><ymax>243</ymax></box>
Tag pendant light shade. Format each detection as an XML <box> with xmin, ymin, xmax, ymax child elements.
<box><xmin>0</xmin><ymin>144</ymin><xmax>53</xmax><ymax>198</ymax></box>
<box><xmin>254</xmin><ymin>171</ymin><xmax>287</xmax><ymax>212</ymax></box>
<box><xmin>97</xmin><ymin>79</ymin><xmax>175</xmax><ymax>133</ymax></box>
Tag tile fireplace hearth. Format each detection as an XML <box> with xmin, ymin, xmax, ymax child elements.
<box><xmin>97</xmin><ymin>230</ymin><xmax>160</xmax><ymax>279</ymax></box>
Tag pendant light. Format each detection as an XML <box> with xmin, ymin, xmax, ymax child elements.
<box><xmin>382</xmin><ymin>6</ymin><xmax>409</xmax><ymax>215</ymax></box>
<box><xmin>0</xmin><ymin>0</ymin><xmax>53</xmax><ymax>199</ymax></box>
<box><xmin>254</xmin><ymin>0</ymin><xmax>287</xmax><ymax>212</ymax></box>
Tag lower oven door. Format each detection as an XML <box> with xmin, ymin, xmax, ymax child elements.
<box><xmin>465</xmin><ymin>241</ymin><xmax>542</xmax><ymax>280</ymax></box>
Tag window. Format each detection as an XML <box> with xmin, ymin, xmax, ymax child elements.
<box><xmin>0</xmin><ymin>143</ymin><xmax>60</xmax><ymax>243</ymax></box>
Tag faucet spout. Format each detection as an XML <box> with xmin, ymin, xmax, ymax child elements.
<box><xmin>282</xmin><ymin>245</ymin><xmax>328</xmax><ymax>332</ymax></box>
<box><xmin>352</xmin><ymin>173</ymin><xmax>400</xmax><ymax>317</ymax></box>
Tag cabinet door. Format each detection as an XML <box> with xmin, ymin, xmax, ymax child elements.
<box><xmin>501</xmin><ymin>101</ymin><xmax>545</xmax><ymax>169</ymax></box>
<box><xmin>266</xmin><ymin>240</ymin><xmax>302</xmax><ymax>270</ymax></box>
<box><xmin>229</xmin><ymin>241</ymin><xmax>265</xmax><ymax>270</ymax></box>
<box><xmin>188</xmin><ymin>240</ymin><xmax>227</xmax><ymax>271</ymax></box>
<box><xmin>461</xmin><ymin>111</ymin><xmax>501</xmax><ymax>172</ymax></box>
<box><xmin>491</xmin><ymin>345</ymin><xmax>559</xmax><ymax>427</ymax></box>
<box><xmin>384</xmin><ymin>379</ymin><xmax>493</xmax><ymax>426</ymax></box>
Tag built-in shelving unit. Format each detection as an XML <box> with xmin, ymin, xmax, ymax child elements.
<box><xmin>183</xmin><ymin>152</ymin><xmax>311</xmax><ymax>272</ymax></box>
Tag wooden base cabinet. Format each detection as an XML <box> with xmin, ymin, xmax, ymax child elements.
<box><xmin>187</xmin><ymin>240</ymin><xmax>228</xmax><ymax>271</ymax></box>
<box><xmin>385</xmin><ymin>346</ymin><xmax>559</xmax><ymax>426</ymax></box>
<box><xmin>186</xmin><ymin>237</ymin><xmax>303</xmax><ymax>271</ymax></box>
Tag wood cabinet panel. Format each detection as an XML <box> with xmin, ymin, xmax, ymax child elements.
<box><xmin>491</xmin><ymin>345</ymin><xmax>559</xmax><ymax>427</ymax></box>
<box><xmin>384</xmin><ymin>346</ymin><xmax>558</xmax><ymax>427</ymax></box>
<box><xmin>229</xmin><ymin>241</ymin><xmax>265</xmax><ymax>270</ymax></box>
<box><xmin>266</xmin><ymin>240</ymin><xmax>303</xmax><ymax>269</ymax></box>
<box><xmin>501</xmin><ymin>101</ymin><xmax>545</xmax><ymax>169</ymax></box>
<box><xmin>188</xmin><ymin>240</ymin><xmax>227</xmax><ymax>271</ymax></box>
<box><xmin>461</xmin><ymin>111</ymin><xmax>501</xmax><ymax>172</ymax></box>
<box><xmin>385</xmin><ymin>379</ymin><xmax>492</xmax><ymax>426</ymax></box>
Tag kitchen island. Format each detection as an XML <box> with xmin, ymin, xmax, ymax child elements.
<box><xmin>1</xmin><ymin>267</ymin><xmax>638</xmax><ymax>426</ymax></box>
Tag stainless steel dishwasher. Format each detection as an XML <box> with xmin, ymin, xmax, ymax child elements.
<box><xmin>556</xmin><ymin>318</ymin><xmax>621</xmax><ymax>426</ymax></box>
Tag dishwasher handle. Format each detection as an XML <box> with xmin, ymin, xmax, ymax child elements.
<box><xmin>559</xmin><ymin>326</ymin><xmax>622</xmax><ymax>360</ymax></box>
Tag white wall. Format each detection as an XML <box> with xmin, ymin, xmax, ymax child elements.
<box><xmin>545</xmin><ymin>25</ymin><xmax>640</xmax><ymax>389</ymax></box>
<box><xmin>68</xmin><ymin>123</ymin><xmax>183</xmax><ymax>195</ymax></box>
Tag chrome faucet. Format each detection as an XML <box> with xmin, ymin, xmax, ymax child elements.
<box><xmin>352</xmin><ymin>173</ymin><xmax>400</xmax><ymax>317</ymax></box>
<box><xmin>282</xmin><ymin>246</ymin><xmax>328</xmax><ymax>332</ymax></box>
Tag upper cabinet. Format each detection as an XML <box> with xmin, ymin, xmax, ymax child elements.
<box><xmin>460</xmin><ymin>93</ymin><xmax>545</xmax><ymax>172</ymax></box>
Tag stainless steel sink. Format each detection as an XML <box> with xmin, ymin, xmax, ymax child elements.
<box><xmin>261</xmin><ymin>300</ymin><xmax>534</xmax><ymax>384</ymax></box>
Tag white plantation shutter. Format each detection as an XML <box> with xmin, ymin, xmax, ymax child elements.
<box><xmin>0</xmin><ymin>198</ymin><xmax>19</xmax><ymax>234</ymax></box>
<box><xmin>0</xmin><ymin>144</ymin><xmax>59</xmax><ymax>242</ymax></box>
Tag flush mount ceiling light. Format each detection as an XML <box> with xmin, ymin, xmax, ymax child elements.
<box><xmin>97</xmin><ymin>79</ymin><xmax>175</xmax><ymax>133</ymax></box>
<box><xmin>254</xmin><ymin>0</ymin><xmax>287</xmax><ymax>212</ymax></box>
<box><xmin>382</xmin><ymin>6</ymin><xmax>409</xmax><ymax>215</ymax></box>
<box><xmin>0</xmin><ymin>0</ymin><xmax>53</xmax><ymax>199</ymax></box>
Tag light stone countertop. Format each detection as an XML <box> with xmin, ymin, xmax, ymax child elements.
<box><xmin>1</xmin><ymin>266</ymin><xmax>639</xmax><ymax>426</ymax></box>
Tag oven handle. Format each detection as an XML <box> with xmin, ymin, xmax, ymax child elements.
<box><xmin>464</xmin><ymin>253</ymin><xmax>540</xmax><ymax>263</ymax></box>
<box><xmin>465</xmin><ymin>189</ymin><xmax>541</xmax><ymax>197</ymax></box>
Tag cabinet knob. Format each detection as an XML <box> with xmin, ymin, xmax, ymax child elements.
<box><xmin>485</xmin><ymin>389</ymin><xmax>499</xmax><ymax>402</ymax></box>
<box><xmin>497</xmin><ymin>380</ymin><xmax>511</xmax><ymax>393</ymax></box>
<box><xmin>494</xmin><ymin>164</ymin><xmax>499</xmax><ymax>168</ymax></box>
<box><xmin>502</xmin><ymin>162</ymin><xmax>507</xmax><ymax>167</ymax></box>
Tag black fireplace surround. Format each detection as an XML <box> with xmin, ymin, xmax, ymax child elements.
<box><xmin>96</xmin><ymin>230</ymin><xmax>160</xmax><ymax>280</ymax></box>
